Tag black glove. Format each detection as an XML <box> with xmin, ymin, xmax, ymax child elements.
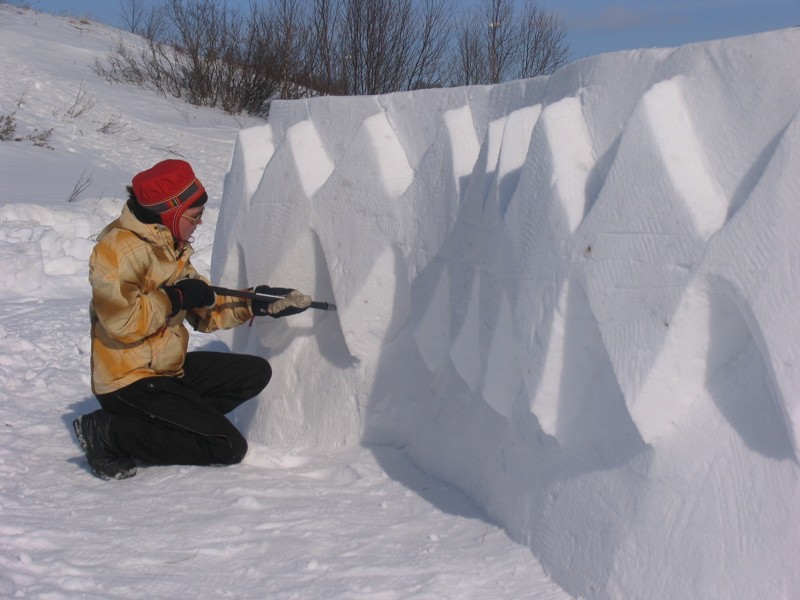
<box><xmin>251</xmin><ymin>285</ymin><xmax>311</xmax><ymax>319</ymax></box>
<box><xmin>164</xmin><ymin>278</ymin><xmax>216</xmax><ymax>314</ymax></box>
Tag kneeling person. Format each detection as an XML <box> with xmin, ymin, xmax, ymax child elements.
<box><xmin>73</xmin><ymin>159</ymin><xmax>310</xmax><ymax>480</ymax></box>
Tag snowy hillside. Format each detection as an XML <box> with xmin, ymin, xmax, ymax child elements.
<box><xmin>213</xmin><ymin>21</ymin><xmax>800</xmax><ymax>600</ymax></box>
<box><xmin>0</xmin><ymin>6</ymin><xmax>570</xmax><ymax>599</ymax></box>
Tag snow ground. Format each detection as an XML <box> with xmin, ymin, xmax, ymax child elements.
<box><xmin>0</xmin><ymin>6</ymin><xmax>569</xmax><ymax>599</ymax></box>
<box><xmin>0</xmin><ymin>295</ymin><xmax>560</xmax><ymax>598</ymax></box>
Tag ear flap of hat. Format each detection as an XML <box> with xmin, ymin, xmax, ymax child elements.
<box><xmin>163</xmin><ymin>190</ymin><xmax>208</xmax><ymax>238</ymax></box>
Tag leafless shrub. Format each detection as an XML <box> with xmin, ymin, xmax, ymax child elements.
<box><xmin>14</xmin><ymin>87</ymin><xmax>30</xmax><ymax>109</ymax></box>
<box><xmin>150</xmin><ymin>144</ymin><xmax>184</xmax><ymax>156</ymax></box>
<box><xmin>98</xmin><ymin>0</ymin><xmax>569</xmax><ymax>115</ymax></box>
<box><xmin>1</xmin><ymin>111</ymin><xmax>53</xmax><ymax>149</ymax></box>
<box><xmin>0</xmin><ymin>113</ymin><xmax>17</xmax><ymax>141</ymax></box>
<box><xmin>97</xmin><ymin>1</ymin><xmax>280</xmax><ymax>115</ymax></box>
<box><xmin>98</xmin><ymin>114</ymin><xmax>127</xmax><ymax>134</ymax></box>
<box><xmin>63</xmin><ymin>82</ymin><xmax>98</xmax><ymax>118</ymax></box>
<box><xmin>26</xmin><ymin>127</ymin><xmax>54</xmax><ymax>149</ymax></box>
<box><xmin>67</xmin><ymin>170</ymin><xmax>93</xmax><ymax>202</ymax></box>
<box><xmin>92</xmin><ymin>42</ymin><xmax>147</xmax><ymax>86</ymax></box>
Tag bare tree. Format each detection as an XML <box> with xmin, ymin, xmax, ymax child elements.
<box><xmin>517</xmin><ymin>0</ymin><xmax>570</xmax><ymax>77</ymax></box>
<box><xmin>308</xmin><ymin>0</ymin><xmax>345</xmax><ymax>94</ymax></box>
<box><xmin>405</xmin><ymin>0</ymin><xmax>451</xmax><ymax>90</ymax></box>
<box><xmin>138</xmin><ymin>3</ymin><xmax>168</xmax><ymax>40</ymax></box>
<box><xmin>334</xmin><ymin>0</ymin><xmax>451</xmax><ymax>95</ymax></box>
<box><xmin>154</xmin><ymin>0</ymin><xmax>276</xmax><ymax>113</ymax></box>
<box><xmin>118</xmin><ymin>0</ymin><xmax>166</xmax><ymax>39</ymax></box>
<box><xmin>485</xmin><ymin>0</ymin><xmax>515</xmax><ymax>84</ymax></box>
<box><xmin>452</xmin><ymin>13</ymin><xmax>485</xmax><ymax>86</ymax></box>
<box><xmin>119</xmin><ymin>0</ymin><xmax>144</xmax><ymax>33</ymax></box>
<box><xmin>451</xmin><ymin>0</ymin><xmax>570</xmax><ymax>85</ymax></box>
<box><xmin>270</xmin><ymin>0</ymin><xmax>312</xmax><ymax>99</ymax></box>
<box><xmin>161</xmin><ymin>0</ymin><xmax>223</xmax><ymax>106</ymax></box>
<box><xmin>97</xmin><ymin>0</ymin><xmax>570</xmax><ymax>116</ymax></box>
<box><xmin>340</xmin><ymin>0</ymin><xmax>416</xmax><ymax>95</ymax></box>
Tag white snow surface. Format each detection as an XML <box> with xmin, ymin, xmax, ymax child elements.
<box><xmin>1</xmin><ymin>4</ymin><xmax>798</xmax><ymax>599</ymax></box>
<box><xmin>0</xmin><ymin>7</ymin><xmax>566</xmax><ymax>600</ymax></box>
<box><xmin>212</xmin><ymin>18</ymin><xmax>800</xmax><ymax>600</ymax></box>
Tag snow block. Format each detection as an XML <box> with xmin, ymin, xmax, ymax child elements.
<box><xmin>215</xmin><ymin>29</ymin><xmax>800</xmax><ymax>600</ymax></box>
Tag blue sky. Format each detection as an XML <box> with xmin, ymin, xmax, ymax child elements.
<box><xmin>10</xmin><ymin>0</ymin><xmax>800</xmax><ymax>60</ymax></box>
<box><xmin>560</xmin><ymin>0</ymin><xmax>800</xmax><ymax>58</ymax></box>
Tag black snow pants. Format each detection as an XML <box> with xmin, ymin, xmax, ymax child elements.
<box><xmin>96</xmin><ymin>352</ymin><xmax>271</xmax><ymax>466</ymax></box>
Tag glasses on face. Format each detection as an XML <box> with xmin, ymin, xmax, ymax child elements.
<box><xmin>182</xmin><ymin>208</ymin><xmax>205</xmax><ymax>224</ymax></box>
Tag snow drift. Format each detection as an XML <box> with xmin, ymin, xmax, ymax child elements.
<box><xmin>212</xmin><ymin>30</ymin><xmax>800</xmax><ymax>599</ymax></box>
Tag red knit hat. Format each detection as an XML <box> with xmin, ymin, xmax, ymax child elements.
<box><xmin>131</xmin><ymin>159</ymin><xmax>207</xmax><ymax>239</ymax></box>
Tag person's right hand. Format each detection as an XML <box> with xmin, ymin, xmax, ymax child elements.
<box><xmin>164</xmin><ymin>278</ymin><xmax>216</xmax><ymax>313</ymax></box>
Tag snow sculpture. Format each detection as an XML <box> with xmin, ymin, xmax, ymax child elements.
<box><xmin>213</xmin><ymin>30</ymin><xmax>800</xmax><ymax>600</ymax></box>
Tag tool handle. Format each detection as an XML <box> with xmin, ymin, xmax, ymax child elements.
<box><xmin>210</xmin><ymin>286</ymin><xmax>336</xmax><ymax>311</ymax></box>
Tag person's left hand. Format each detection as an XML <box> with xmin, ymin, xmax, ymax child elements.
<box><xmin>251</xmin><ymin>285</ymin><xmax>312</xmax><ymax>318</ymax></box>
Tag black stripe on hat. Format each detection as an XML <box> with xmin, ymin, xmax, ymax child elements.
<box><xmin>145</xmin><ymin>179</ymin><xmax>203</xmax><ymax>214</ymax></box>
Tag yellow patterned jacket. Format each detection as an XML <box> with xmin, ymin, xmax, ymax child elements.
<box><xmin>89</xmin><ymin>204</ymin><xmax>253</xmax><ymax>394</ymax></box>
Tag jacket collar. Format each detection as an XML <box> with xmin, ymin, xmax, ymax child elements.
<box><xmin>99</xmin><ymin>203</ymin><xmax>193</xmax><ymax>259</ymax></box>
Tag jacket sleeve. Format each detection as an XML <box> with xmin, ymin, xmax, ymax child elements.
<box><xmin>89</xmin><ymin>235</ymin><xmax>173</xmax><ymax>343</ymax></box>
<box><xmin>182</xmin><ymin>263</ymin><xmax>254</xmax><ymax>333</ymax></box>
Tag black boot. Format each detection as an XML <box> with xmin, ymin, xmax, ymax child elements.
<box><xmin>73</xmin><ymin>409</ymin><xmax>137</xmax><ymax>480</ymax></box>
